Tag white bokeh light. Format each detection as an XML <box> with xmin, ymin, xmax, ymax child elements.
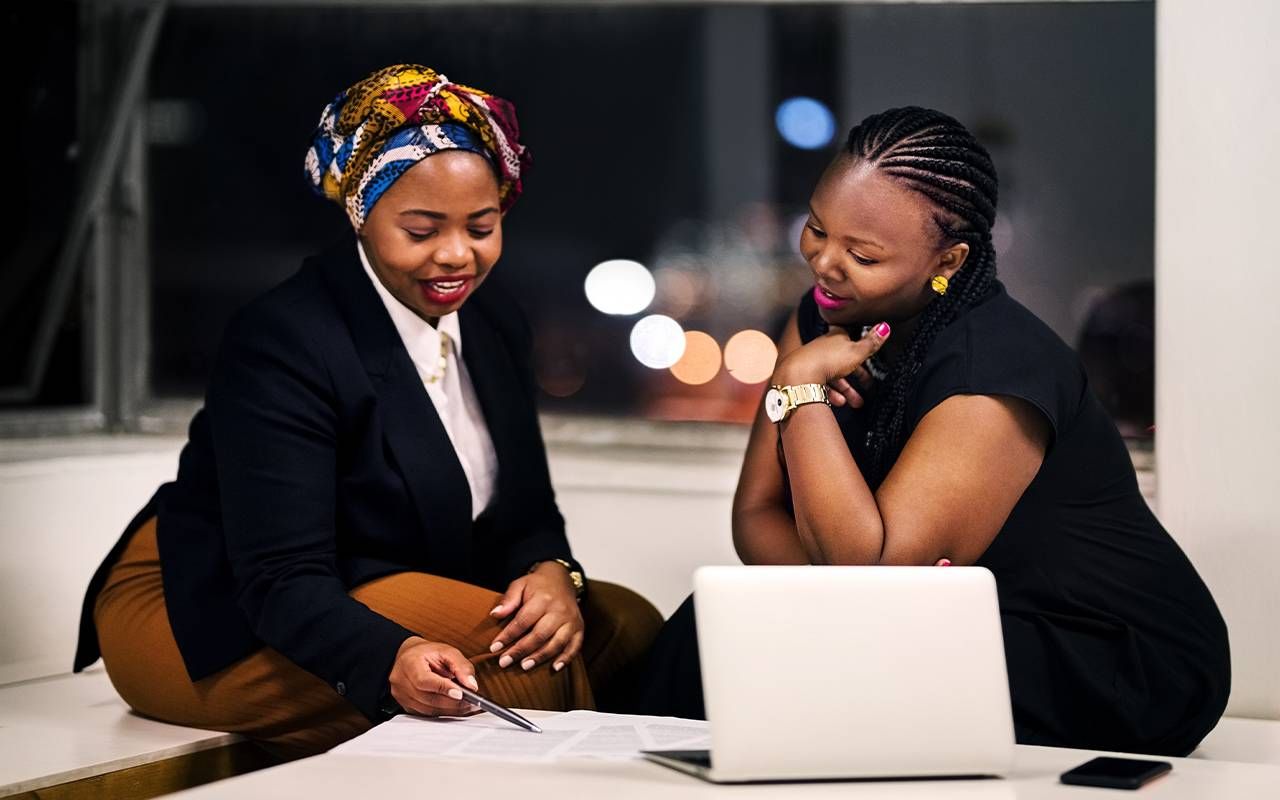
<box><xmin>584</xmin><ymin>259</ymin><xmax>656</xmax><ymax>315</ymax></box>
<box><xmin>629</xmin><ymin>315</ymin><xmax>686</xmax><ymax>369</ymax></box>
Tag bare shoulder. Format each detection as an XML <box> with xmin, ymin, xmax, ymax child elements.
<box><xmin>919</xmin><ymin>394</ymin><xmax>1050</xmax><ymax>448</ymax></box>
<box><xmin>876</xmin><ymin>393</ymin><xmax>1050</xmax><ymax>565</ymax></box>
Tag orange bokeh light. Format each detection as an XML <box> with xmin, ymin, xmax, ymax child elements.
<box><xmin>669</xmin><ymin>331</ymin><xmax>722</xmax><ymax>385</ymax></box>
<box><xmin>724</xmin><ymin>329</ymin><xmax>777</xmax><ymax>384</ymax></box>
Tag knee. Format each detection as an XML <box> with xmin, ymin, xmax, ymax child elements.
<box><xmin>582</xmin><ymin>582</ymin><xmax>664</xmax><ymax>657</ymax></box>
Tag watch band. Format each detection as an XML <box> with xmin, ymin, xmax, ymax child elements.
<box><xmin>785</xmin><ymin>383</ymin><xmax>828</xmax><ymax>408</ymax></box>
<box><xmin>529</xmin><ymin>558</ymin><xmax>586</xmax><ymax>599</ymax></box>
<box><xmin>768</xmin><ymin>383</ymin><xmax>830</xmax><ymax>423</ymax></box>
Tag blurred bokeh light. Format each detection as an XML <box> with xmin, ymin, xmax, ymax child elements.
<box><xmin>653</xmin><ymin>267</ymin><xmax>700</xmax><ymax>319</ymax></box>
<box><xmin>630</xmin><ymin>314</ymin><xmax>687</xmax><ymax>369</ymax></box>
<box><xmin>669</xmin><ymin>331</ymin><xmax>722</xmax><ymax>385</ymax></box>
<box><xmin>724</xmin><ymin>329</ymin><xmax>778</xmax><ymax>384</ymax></box>
<box><xmin>584</xmin><ymin>259</ymin><xmax>656</xmax><ymax>316</ymax></box>
<box><xmin>775</xmin><ymin>96</ymin><xmax>836</xmax><ymax>150</ymax></box>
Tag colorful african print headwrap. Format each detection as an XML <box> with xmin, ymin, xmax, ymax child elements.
<box><xmin>304</xmin><ymin>65</ymin><xmax>531</xmax><ymax>230</ymax></box>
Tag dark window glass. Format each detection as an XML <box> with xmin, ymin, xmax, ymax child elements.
<box><xmin>144</xmin><ymin>2</ymin><xmax>1154</xmax><ymax>438</ymax></box>
<box><xmin>1</xmin><ymin>2</ymin><xmax>87</xmax><ymax>409</ymax></box>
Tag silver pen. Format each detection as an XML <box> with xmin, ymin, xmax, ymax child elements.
<box><xmin>458</xmin><ymin>686</ymin><xmax>543</xmax><ymax>733</ymax></box>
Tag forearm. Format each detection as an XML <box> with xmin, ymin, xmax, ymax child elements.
<box><xmin>778</xmin><ymin>403</ymin><xmax>886</xmax><ymax>565</ymax></box>
<box><xmin>238</xmin><ymin>569</ymin><xmax>417</xmax><ymax>721</ymax></box>
<box><xmin>732</xmin><ymin>503</ymin><xmax>811</xmax><ymax>565</ymax></box>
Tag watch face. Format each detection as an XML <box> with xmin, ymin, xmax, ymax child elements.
<box><xmin>765</xmin><ymin>388</ymin><xmax>787</xmax><ymax>423</ymax></box>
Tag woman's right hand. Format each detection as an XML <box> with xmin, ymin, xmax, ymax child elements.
<box><xmin>387</xmin><ymin>636</ymin><xmax>479</xmax><ymax>717</ymax></box>
<box><xmin>771</xmin><ymin>322</ymin><xmax>890</xmax><ymax>392</ymax></box>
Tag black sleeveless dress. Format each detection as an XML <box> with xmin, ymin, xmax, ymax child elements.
<box><xmin>630</xmin><ymin>281</ymin><xmax>1230</xmax><ymax>757</ymax></box>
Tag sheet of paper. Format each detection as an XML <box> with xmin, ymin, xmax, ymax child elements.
<box><xmin>332</xmin><ymin>709</ymin><xmax>710</xmax><ymax>763</ymax></box>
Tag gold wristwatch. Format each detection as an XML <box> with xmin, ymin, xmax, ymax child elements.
<box><xmin>531</xmin><ymin>558</ymin><xmax>586</xmax><ymax>598</ymax></box>
<box><xmin>764</xmin><ymin>383</ymin><xmax>830</xmax><ymax>423</ymax></box>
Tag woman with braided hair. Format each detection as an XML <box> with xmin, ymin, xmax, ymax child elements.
<box><xmin>636</xmin><ymin>107</ymin><xmax>1229</xmax><ymax>756</ymax></box>
<box><xmin>73</xmin><ymin>65</ymin><xmax>661</xmax><ymax>757</ymax></box>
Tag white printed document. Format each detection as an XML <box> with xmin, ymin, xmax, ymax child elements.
<box><xmin>332</xmin><ymin>709</ymin><xmax>710</xmax><ymax>763</ymax></box>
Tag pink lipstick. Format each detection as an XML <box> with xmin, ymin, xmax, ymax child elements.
<box><xmin>813</xmin><ymin>284</ymin><xmax>851</xmax><ymax>311</ymax></box>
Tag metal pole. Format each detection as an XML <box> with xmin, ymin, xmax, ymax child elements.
<box><xmin>0</xmin><ymin>0</ymin><xmax>166</xmax><ymax>403</ymax></box>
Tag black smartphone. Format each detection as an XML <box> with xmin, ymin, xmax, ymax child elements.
<box><xmin>1060</xmin><ymin>756</ymin><xmax>1173</xmax><ymax>790</ymax></box>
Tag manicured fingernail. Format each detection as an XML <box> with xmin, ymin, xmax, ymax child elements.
<box><xmin>448</xmin><ymin>688</ymin><xmax>463</xmax><ymax>700</ymax></box>
<box><xmin>499</xmin><ymin>655</ymin><xmax>513</xmax><ymax>668</ymax></box>
<box><xmin>490</xmin><ymin>605</ymin><xmax>503</xmax><ymax>616</ymax></box>
<box><xmin>939</xmin><ymin>558</ymin><xmax>952</xmax><ymax>567</ymax></box>
<box><xmin>874</xmin><ymin>322</ymin><xmax>891</xmax><ymax>338</ymax></box>
<box><xmin>489</xmin><ymin>641</ymin><xmax>504</xmax><ymax>653</ymax></box>
<box><xmin>521</xmin><ymin>658</ymin><xmax>536</xmax><ymax>671</ymax></box>
<box><xmin>553</xmin><ymin>661</ymin><xmax>565</xmax><ymax>672</ymax></box>
<box><xmin>465</xmin><ymin>675</ymin><xmax>479</xmax><ymax>690</ymax></box>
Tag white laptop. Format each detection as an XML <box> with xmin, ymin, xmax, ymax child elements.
<box><xmin>643</xmin><ymin>565</ymin><xmax>1015</xmax><ymax>783</ymax></box>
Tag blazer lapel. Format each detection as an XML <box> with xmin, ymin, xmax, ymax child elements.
<box><xmin>315</xmin><ymin>239</ymin><xmax>473</xmax><ymax>579</ymax></box>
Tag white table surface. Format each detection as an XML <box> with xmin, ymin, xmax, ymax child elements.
<box><xmin>0</xmin><ymin>668</ymin><xmax>238</xmax><ymax>795</ymax></box>
<box><xmin>169</xmin><ymin>712</ymin><xmax>1280</xmax><ymax>799</ymax></box>
<box><xmin>1192</xmin><ymin>716</ymin><xmax>1280</xmax><ymax>766</ymax></box>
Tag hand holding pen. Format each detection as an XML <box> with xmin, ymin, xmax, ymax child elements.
<box><xmin>387</xmin><ymin>636</ymin><xmax>481</xmax><ymax>718</ymax></box>
<box><xmin>386</xmin><ymin>636</ymin><xmax>541</xmax><ymax>732</ymax></box>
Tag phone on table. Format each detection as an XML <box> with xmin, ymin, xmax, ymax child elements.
<box><xmin>1060</xmin><ymin>756</ymin><xmax>1172</xmax><ymax>790</ymax></box>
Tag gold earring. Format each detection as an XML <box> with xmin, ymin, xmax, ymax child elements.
<box><xmin>931</xmin><ymin>275</ymin><xmax>949</xmax><ymax>296</ymax></box>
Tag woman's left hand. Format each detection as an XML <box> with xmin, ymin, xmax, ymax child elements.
<box><xmin>488</xmin><ymin>562</ymin><xmax>584</xmax><ymax>673</ymax></box>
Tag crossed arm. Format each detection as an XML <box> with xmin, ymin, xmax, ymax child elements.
<box><xmin>732</xmin><ymin>311</ymin><xmax>1050</xmax><ymax>567</ymax></box>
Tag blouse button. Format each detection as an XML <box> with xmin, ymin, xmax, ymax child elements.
<box><xmin>336</xmin><ymin>681</ymin><xmax>347</xmax><ymax>696</ymax></box>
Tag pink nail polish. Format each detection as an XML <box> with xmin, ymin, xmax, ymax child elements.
<box><xmin>938</xmin><ymin>558</ymin><xmax>952</xmax><ymax>567</ymax></box>
<box><xmin>874</xmin><ymin>322</ymin><xmax>891</xmax><ymax>338</ymax></box>
<box><xmin>498</xmin><ymin>655</ymin><xmax>513</xmax><ymax>668</ymax></box>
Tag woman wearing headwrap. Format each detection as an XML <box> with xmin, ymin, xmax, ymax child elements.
<box><xmin>73</xmin><ymin>65</ymin><xmax>662</xmax><ymax>758</ymax></box>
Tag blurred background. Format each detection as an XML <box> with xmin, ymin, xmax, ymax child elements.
<box><xmin>1</xmin><ymin>0</ymin><xmax>1154</xmax><ymax>438</ymax></box>
<box><xmin>7</xmin><ymin>0</ymin><xmax>1280</xmax><ymax>728</ymax></box>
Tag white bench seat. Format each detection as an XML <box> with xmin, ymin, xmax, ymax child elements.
<box><xmin>0</xmin><ymin>667</ymin><xmax>253</xmax><ymax>797</ymax></box>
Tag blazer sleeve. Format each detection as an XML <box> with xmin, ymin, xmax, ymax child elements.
<box><xmin>207</xmin><ymin>304</ymin><xmax>416</xmax><ymax>722</ymax></box>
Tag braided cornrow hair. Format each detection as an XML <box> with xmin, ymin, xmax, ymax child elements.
<box><xmin>845</xmin><ymin>107</ymin><xmax>1000</xmax><ymax>485</ymax></box>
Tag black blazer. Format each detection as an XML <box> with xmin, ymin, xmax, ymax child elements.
<box><xmin>74</xmin><ymin>237</ymin><xmax>577</xmax><ymax>721</ymax></box>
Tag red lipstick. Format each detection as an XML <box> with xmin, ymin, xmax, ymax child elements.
<box><xmin>419</xmin><ymin>276</ymin><xmax>473</xmax><ymax>305</ymax></box>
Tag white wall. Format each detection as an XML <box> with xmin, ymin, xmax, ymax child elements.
<box><xmin>0</xmin><ymin>433</ymin><xmax>744</xmax><ymax>686</ymax></box>
<box><xmin>1156</xmin><ymin>0</ymin><xmax>1280</xmax><ymax>720</ymax></box>
<box><xmin>549</xmin><ymin>441</ymin><xmax>743</xmax><ymax>615</ymax></box>
<box><xmin>0</xmin><ymin>444</ymin><xmax>182</xmax><ymax>686</ymax></box>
